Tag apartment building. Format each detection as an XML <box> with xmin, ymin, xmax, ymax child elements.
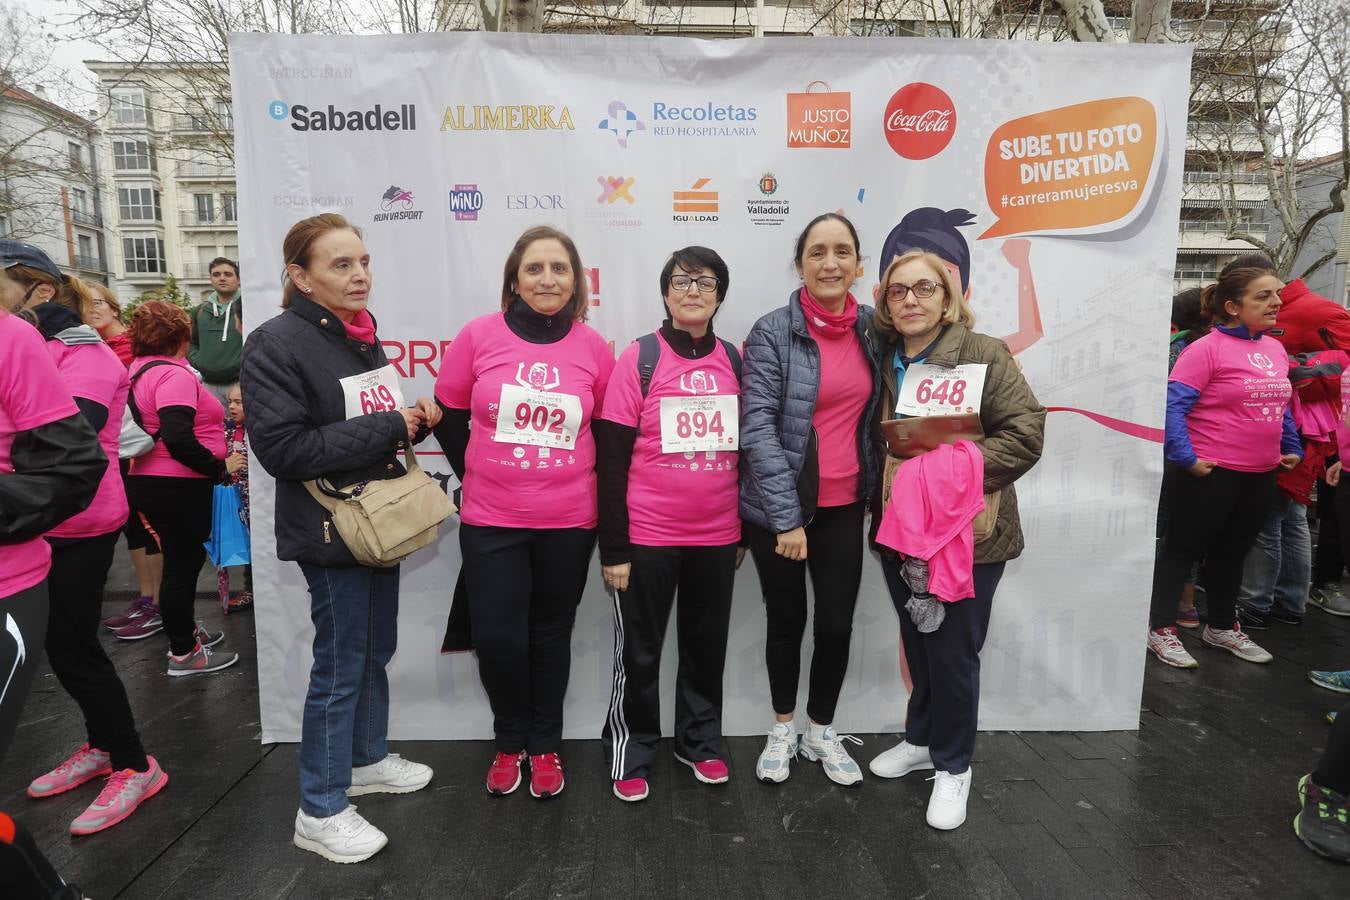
<box><xmin>0</xmin><ymin>81</ymin><xmax>109</xmax><ymax>283</ymax></box>
<box><xmin>85</xmin><ymin>61</ymin><xmax>238</xmax><ymax>303</ymax></box>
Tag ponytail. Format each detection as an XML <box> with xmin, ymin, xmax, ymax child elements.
<box><xmin>59</xmin><ymin>273</ymin><xmax>96</xmax><ymax>324</ymax></box>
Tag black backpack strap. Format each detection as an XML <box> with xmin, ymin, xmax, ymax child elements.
<box><xmin>637</xmin><ymin>332</ymin><xmax>661</xmax><ymax>398</ymax></box>
<box><xmin>718</xmin><ymin>338</ymin><xmax>742</xmax><ymax>383</ymax></box>
<box><xmin>126</xmin><ymin>360</ymin><xmax>177</xmax><ymax>438</ymax></box>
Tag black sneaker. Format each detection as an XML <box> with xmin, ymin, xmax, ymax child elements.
<box><xmin>1295</xmin><ymin>775</ymin><xmax>1350</xmax><ymax>862</ymax></box>
<box><xmin>1237</xmin><ymin>607</ymin><xmax>1269</xmax><ymax>630</ymax></box>
<box><xmin>1270</xmin><ymin>608</ymin><xmax>1303</xmax><ymax>625</ymax></box>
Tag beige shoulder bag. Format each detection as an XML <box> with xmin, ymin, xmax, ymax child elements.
<box><xmin>304</xmin><ymin>449</ymin><xmax>456</xmax><ymax>567</ymax></box>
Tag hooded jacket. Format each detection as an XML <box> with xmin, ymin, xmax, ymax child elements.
<box><xmin>188</xmin><ymin>291</ymin><xmax>243</xmax><ymax>384</ymax></box>
<box><xmin>1270</xmin><ymin>279</ymin><xmax>1350</xmax><ymax>407</ymax></box>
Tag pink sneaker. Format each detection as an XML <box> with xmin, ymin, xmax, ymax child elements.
<box><xmin>70</xmin><ymin>756</ymin><xmax>168</xmax><ymax>835</ymax></box>
<box><xmin>113</xmin><ymin>607</ymin><xmax>164</xmax><ymax>640</ymax></box>
<box><xmin>528</xmin><ymin>753</ymin><xmax>565</xmax><ymax>799</ymax></box>
<box><xmin>675</xmin><ymin>754</ymin><xmax>730</xmax><ymax>784</ymax></box>
<box><xmin>27</xmin><ymin>743</ymin><xmax>112</xmax><ymax>798</ymax></box>
<box><xmin>102</xmin><ymin>596</ymin><xmax>157</xmax><ymax>631</ymax></box>
<box><xmin>613</xmin><ymin>777</ymin><xmax>649</xmax><ymax>802</ymax></box>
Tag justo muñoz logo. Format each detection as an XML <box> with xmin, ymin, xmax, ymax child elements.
<box><xmin>883</xmin><ymin>83</ymin><xmax>956</xmax><ymax>160</ymax></box>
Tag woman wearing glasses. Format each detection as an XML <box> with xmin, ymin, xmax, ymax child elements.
<box><xmin>865</xmin><ymin>249</ymin><xmax>1044</xmax><ymax>831</ymax></box>
<box><xmin>596</xmin><ymin>247</ymin><xmax>743</xmax><ymax>802</ymax></box>
<box><xmin>740</xmin><ymin>213</ymin><xmax>882</xmax><ymax>787</ymax></box>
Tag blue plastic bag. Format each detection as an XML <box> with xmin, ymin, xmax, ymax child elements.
<box><xmin>204</xmin><ymin>484</ymin><xmax>251</xmax><ymax>567</ymax></box>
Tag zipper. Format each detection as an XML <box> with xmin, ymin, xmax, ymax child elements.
<box><xmin>322</xmin><ymin>519</ymin><xmax>331</xmax><ymax>544</ymax></box>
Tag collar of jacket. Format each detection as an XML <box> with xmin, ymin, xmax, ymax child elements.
<box><xmin>286</xmin><ymin>291</ymin><xmax>380</xmax><ymax>344</ymax></box>
<box><xmin>29</xmin><ymin>301</ymin><xmax>100</xmax><ymax>344</ymax></box>
<box><xmin>787</xmin><ymin>287</ymin><xmax>872</xmax><ymax>346</ymax></box>
<box><xmin>505</xmin><ymin>295</ymin><xmax>574</xmax><ymax>344</ymax></box>
<box><xmin>659</xmin><ymin>318</ymin><xmax>718</xmax><ymax>359</ymax></box>
<box><xmin>206</xmin><ymin>290</ymin><xmax>240</xmax><ymax>316</ymax></box>
<box><xmin>1215</xmin><ymin>323</ymin><xmax>1266</xmax><ymax>341</ymax></box>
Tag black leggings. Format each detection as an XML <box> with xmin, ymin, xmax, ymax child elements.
<box><xmin>1313</xmin><ymin>703</ymin><xmax>1350</xmax><ymax>795</ymax></box>
<box><xmin>747</xmin><ymin>502</ymin><xmax>865</xmax><ymax>725</ymax></box>
<box><xmin>1150</xmin><ymin>465</ymin><xmax>1275</xmax><ymax>629</ymax></box>
<box><xmin>45</xmin><ymin>532</ymin><xmax>148</xmax><ymax>771</ymax></box>
<box><xmin>0</xmin><ymin>581</ymin><xmax>48</xmax><ymax>768</ymax></box>
<box><xmin>126</xmin><ymin>475</ymin><xmax>214</xmax><ymax>655</ymax></box>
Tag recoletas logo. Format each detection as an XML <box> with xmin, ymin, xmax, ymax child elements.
<box><xmin>270</xmin><ymin>100</ymin><xmax>417</xmax><ymax>132</ymax></box>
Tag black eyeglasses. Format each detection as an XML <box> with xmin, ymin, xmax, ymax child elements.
<box><xmin>886</xmin><ymin>280</ymin><xmax>943</xmax><ymax>302</ymax></box>
<box><xmin>670</xmin><ymin>274</ymin><xmax>719</xmax><ymax>294</ymax></box>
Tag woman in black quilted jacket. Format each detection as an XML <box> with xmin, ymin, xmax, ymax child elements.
<box><xmin>240</xmin><ymin>213</ymin><xmax>441</xmax><ymax>865</ymax></box>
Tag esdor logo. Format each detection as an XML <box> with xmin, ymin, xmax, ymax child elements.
<box><xmin>883</xmin><ymin>83</ymin><xmax>955</xmax><ymax>160</ymax></box>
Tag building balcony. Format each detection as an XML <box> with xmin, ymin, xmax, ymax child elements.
<box><xmin>73</xmin><ymin>253</ymin><xmax>106</xmax><ymax>273</ymax></box>
<box><xmin>172</xmin><ymin>113</ymin><xmax>234</xmax><ymax>133</ymax></box>
<box><xmin>177</xmin><ymin>209</ymin><xmax>238</xmax><ymax>228</ymax></box>
<box><xmin>1177</xmin><ymin>221</ymin><xmax>1269</xmax><ymax>254</ymax></box>
<box><xmin>180</xmin><ymin>262</ymin><xmax>220</xmax><ymax>280</ymax></box>
<box><xmin>70</xmin><ymin>209</ymin><xmax>103</xmax><ymax>228</ymax></box>
<box><xmin>176</xmin><ymin>161</ymin><xmax>235</xmax><ymax>181</ymax></box>
<box><xmin>1181</xmin><ymin>172</ymin><xmax>1270</xmax><ymax>208</ymax></box>
<box><xmin>1186</xmin><ymin>123</ymin><xmax>1266</xmax><ymax>156</ymax></box>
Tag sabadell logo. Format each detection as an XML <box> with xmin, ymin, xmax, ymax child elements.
<box><xmin>269</xmin><ymin>99</ymin><xmax>417</xmax><ymax>132</ymax></box>
<box><xmin>882</xmin><ymin>84</ymin><xmax>955</xmax><ymax>160</ymax></box>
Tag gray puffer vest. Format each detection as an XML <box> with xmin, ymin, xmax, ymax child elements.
<box><xmin>739</xmin><ymin>290</ymin><xmax>882</xmax><ymax>534</ymax></box>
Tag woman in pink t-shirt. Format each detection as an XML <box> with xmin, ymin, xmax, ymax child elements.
<box><xmin>435</xmin><ymin>226</ymin><xmax>615</xmax><ymax>800</ymax></box>
<box><xmin>2</xmin><ymin>242</ymin><xmax>168</xmax><ymax>835</ymax></box>
<box><xmin>124</xmin><ymin>301</ymin><xmax>244</xmax><ymax>677</ymax></box>
<box><xmin>740</xmin><ymin>213</ymin><xmax>882</xmax><ymax>787</ymax></box>
<box><xmin>595</xmin><ymin>246</ymin><xmax>744</xmax><ymax>803</ymax></box>
<box><xmin>1148</xmin><ymin>261</ymin><xmax>1302</xmax><ymax>671</ymax></box>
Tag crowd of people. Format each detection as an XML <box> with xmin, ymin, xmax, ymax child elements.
<box><xmin>1</xmin><ymin>212</ymin><xmax>1347</xmax><ymax>889</ymax></box>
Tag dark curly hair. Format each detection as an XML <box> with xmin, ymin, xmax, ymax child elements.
<box><xmin>129</xmin><ymin>300</ymin><xmax>192</xmax><ymax>357</ymax></box>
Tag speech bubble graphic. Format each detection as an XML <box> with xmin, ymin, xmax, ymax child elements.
<box><xmin>980</xmin><ymin>97</ymin><xmax>1160</xmax><ymax>239</ymax></box>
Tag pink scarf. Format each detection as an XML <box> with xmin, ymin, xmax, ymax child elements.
<box><xmin>799</xmin><ymin>286</ymin><xmax>858</xmax><ymax>338</ymax></box>
<box><xmin>344</xmin><ymin>310</ymin><xmax>377</xmax><ymax>344</ymax></box>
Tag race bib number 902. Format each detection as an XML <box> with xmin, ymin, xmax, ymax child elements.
<box><xmin>895</xmin><ymin>363</ymin><xmax>988</xmax><ymax>418</ymax></box>
<box><xmin>340</xmin><ymin>365</ymin><xmax>406</xmax><ymax>421</ymax></box>
<box><xmin>494</xmin><ymin>383</ymin><xmax>583</xmax><ymax>449</ymax></box>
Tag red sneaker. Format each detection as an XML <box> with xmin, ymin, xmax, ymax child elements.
<box><xmin>529</xmin><ymin>753</ymin><xmax>565</xmax><ymax>799</ymax></box>
<box><xmin>486</xmin><ymin>751</ymin><xmax>525</xmax><ymax>795</ymax></box>
<box><xmin>613</xmin><ymin>777</ymin><xmax>649</xmax><ymax>802</ymax></box>
<box><xmin>675</xmin><ymin>754</ymin><xmax>730</xmax><ymax>784</ymax></box>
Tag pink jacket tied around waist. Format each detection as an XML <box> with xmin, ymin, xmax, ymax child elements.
<box><xmin>875</xmin><ymin>440</ymin><xmax>986</xmax><ymax>603</ymax></box>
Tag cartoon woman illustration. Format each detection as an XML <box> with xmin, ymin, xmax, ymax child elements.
<box><xmin>876</xmin><ymin>208</ymin><xmax>1043</xmax><ymax>355</ymax></box>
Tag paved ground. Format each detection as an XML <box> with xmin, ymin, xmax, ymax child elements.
<box><xmin>3</xmin><ymin>551</ymin><xmax>1348</xmax><ymax>899</ymax></box>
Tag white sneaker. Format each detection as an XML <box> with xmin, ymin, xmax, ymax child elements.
<box><xmin>1147</xmin><ymin>626</ymin><xmax>1198</xmax><ymax>669</ymax></box>
<box><xmin>348</xmin><ymin>753</ymin><xmax>433</xmax><ymax>796</ymax></box>
<box><xmin>868</xmin><ymin>740</ymin><xmax>934</xmax><ymax>779</ymax></box>
<box><xmin>799</xmin><ymin>725</ymin><xmax>864</xmax><ymax>786</ymax></box>
<box><xmin>926</xmin><ymin>769</ymin><xmax>972</xmax><ymax>830</ymax></box>
<box><xmin>1201</xmin><ymin>624</ymin><xmax>1273</xmax><ymax>663</ymax></box>
<box><xmin>293</xmin><ymin>805</ymin><xmax>388</xmax><ymax>863</ymax></box>
<box><xmin>756</xmin><ymin>722</ymin><xmax>798</xmax><ymax>784</ymax></box>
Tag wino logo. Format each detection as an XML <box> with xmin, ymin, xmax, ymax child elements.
<box><xmin>597</xmin><ymin>176</ymin><xmax>636</xmax><ymax>205</ymax></box>
<box><xmin>449</xmin><ymin>184</ymin><xmax>484</xmax><ymax>222</ymax></box>
<box><xmin>598</xmin><ymin>101</ymin><xmax>646</xmax><ymax>148</ymax></box>
<box><xmin>673</xmin><ymin>178</ymin><xmax>718</xmax><ymax>223</ymax></box>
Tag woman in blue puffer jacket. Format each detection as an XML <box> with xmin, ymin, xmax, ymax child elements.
<box><xmin>740</xmin><ymin>212</ymin><xmax>881</xmax><ymax>788</ymax></box>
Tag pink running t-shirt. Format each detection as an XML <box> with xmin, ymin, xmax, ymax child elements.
<box><xmin>46</xmin><ymin>340</ymin><xmax>130</xmax><ymax>538</ymax></box>
<box><xmin>1170</xmin><ymin>331</ymin><xmax>1293</xmax><ymax>472</ymax></box>
<box><xmin>436</xmin><ymin>313</ymin><xmax>615</xmax><ymax>529</ymax></box>
<box><xmin>0</xmin><ymin>315</ymin><xmax>78</xmax><ymax>597</ymax></box>
<box><xmin>601</xmin><ymin>334</ymin><xmax>741</xmax><ymax>547</ymax></box>
<box><xmin>128</xmin><ymin>356</ymin><xmax>226</xmax><ymax>478</ymax></box>
<box><xmin>806</xmin><ymin>318</ymin><xmax>872</xmax><ymax>506</ymax></box>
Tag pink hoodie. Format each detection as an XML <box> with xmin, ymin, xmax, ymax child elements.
<box><xmin>875</xmin><ymin>440</ymin><xmax>985</xmax><ymax>602</ymax></box>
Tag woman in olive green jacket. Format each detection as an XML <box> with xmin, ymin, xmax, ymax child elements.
<box><xmin>864</xmin><ymin>248</ymin><xmax>1045</xmax><ymax>832</ymax></box>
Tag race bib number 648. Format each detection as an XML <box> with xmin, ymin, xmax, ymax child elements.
<box><xmin>895</xmin><ymin>363</ymin><xmax>988</xmax><ymax>417</ymax></box>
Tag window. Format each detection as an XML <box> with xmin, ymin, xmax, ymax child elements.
<box><xmin>113</xmin><ymin>141</ymin><xmax>153</xmax><ymax>172</ymax></box>
<box><xmin>68</xmin><ymin>142</ymin><xmax>84</xmax><ymax>170</ymax></box>
<box><xmin>122</xmin><ymin>236</ymin><xmax>166</xmax><ymax>273</ymax></box>
<box><xmin>78</xmin><ymin>234</ymin><xmax>93</xmax><ymax>258</ymax></box>
<box><xmin>194</xmin><ymin>193</ymin><xmax>215</xmax><ymax>224</ymax></box>
<box><xmin>222</xmin><ymin>193</ymin><xmax>237</xmax><ymax>222</ymax></box>
<box><xmin>119</xmin><ymin>187</ymin><xmax>161</xmax><ymax>222</ymax></box>
<box><xmin>224</xmin><ymin>245</ymin><xmax>238</xmax><ymax>260</ymax></box>
<box><xmin>110</xmin><ymin>88</ymin><xmax>148</xmax><ymax>126</ymax></box>
<box><xmin>0</xmin><ymin>215</ymin><xmax>8</xmax><ymax>237</ymax></box>
<box><xmin>215</xmin><ymin>99</ymin><xmax>234</xmax><ymax>131</ymax></box>
<box><xmin>71</xmin><ymin>188</ymin><xmax>87</xmax><ymax>213</ymax></box>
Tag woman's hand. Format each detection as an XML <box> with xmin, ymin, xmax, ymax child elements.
<box><xmin>1328</xmin><ymin>461</ymin><xmax>1342</xmax><ymax>487</ymax></box>
<box><xmin>224</xmin><ymin>452</ymin><xmax>247</xmax><ymax>475</ymax></box>
<box><xmin>1188</xmin><ymin>460</ymin><xmax>1216</xmax><ymax>478</ymax></box>
<box><xmin>398</xmin><ymin>407</ymin><xmax>426</xmax><ymax>440</ymax></box>
<box><xmin>415</xmin><ymin>397</ymin><xmax>442</xmax><ymax>429</ymax></box>
<box><xmin>1279</xmin><ymin>453</ymin><xmax>1301</xmax><ymax>472</ymax></box>
<box><xmin>603</xmin><ymin>563</ymin><xmax>631</xmax><ymax>593</ymax></box>
<box><xmin>775</xmin><ymin>527</ymin><xmax>807</xmax><ymax>562</ymax></box>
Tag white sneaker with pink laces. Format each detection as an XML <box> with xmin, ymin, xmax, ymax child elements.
<box><xmin>1147</xmin><ymin>626</ymin><xmax>1198</xmax><ymax>668</ymax></box>
<box><xmin>1201</xmin><ymin>624</ymin><xmax>1273</xmax><ymax>663</ymax></box>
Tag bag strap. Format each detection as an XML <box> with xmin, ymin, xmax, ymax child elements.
<box><xmin>305</xmin><ymin>446</ymin><xmax>420</xmax><ymax>506</ymax></box>
<box><xmin>636</xmin><ymin>332</ymin><xmax>660</xmax><ymax>399</ymax></box>
<box><xmin>126</xmin><ymin>360</ymin><xmax>177</xmax><ymax>439</ymax></box>
<box><xmin>718</xmin><ymin>338</ymin><xmax>742</xmax><ymax>383</ymax></box>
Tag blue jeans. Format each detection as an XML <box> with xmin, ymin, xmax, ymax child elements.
<box><xmin>297</xmin><ymin>562</ymin><xmax>399</xmax><ymax>817</ymax></box>
<box><xmin>1238</xmin><ymin>497</ymin><xmax>1310</xmax><ymax>617</ymax></box>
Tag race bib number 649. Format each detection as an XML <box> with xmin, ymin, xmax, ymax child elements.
<box><xmin>339</xmin><ymin>365</ymin><xmax>406</xmax><ymax>421</ymax></box>
<box><xmin>895</xmin><ymin>363</ymin><xmax>988</xmax><ymax>417</ymax></box>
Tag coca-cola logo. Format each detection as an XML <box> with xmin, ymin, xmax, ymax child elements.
<box><xmin>883</xmin><ymin>83</ymin><xmax>956</xmax><ymax>160</ymax></box>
